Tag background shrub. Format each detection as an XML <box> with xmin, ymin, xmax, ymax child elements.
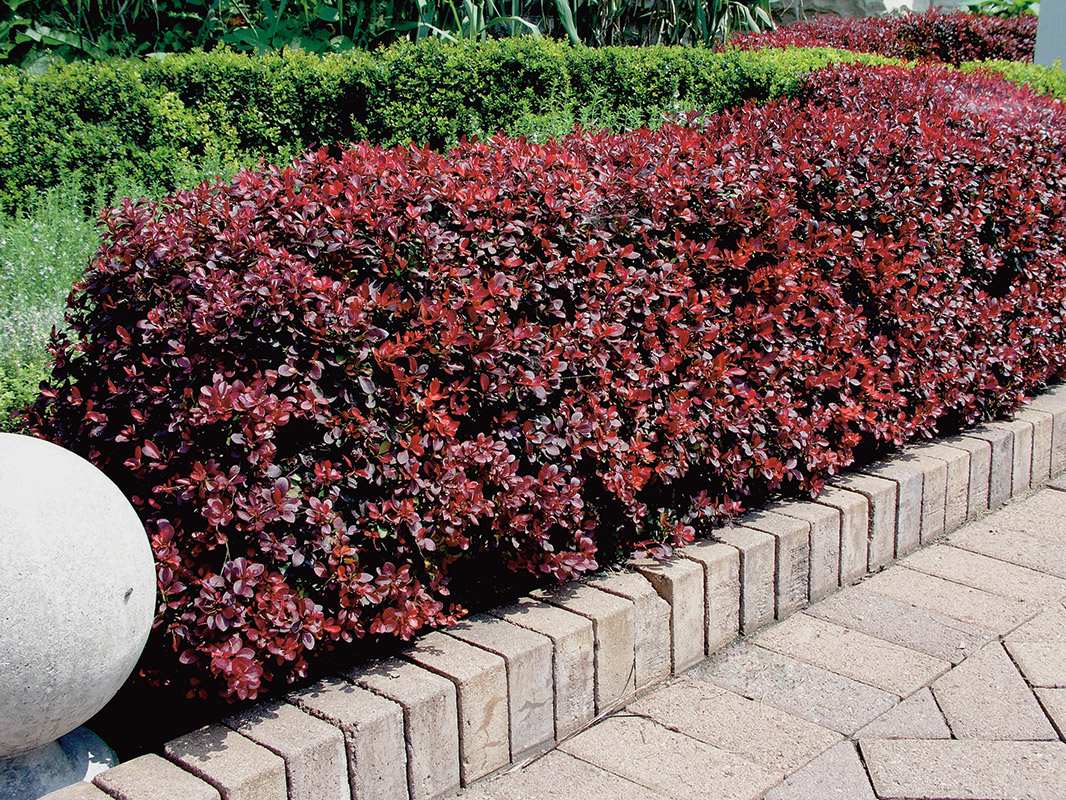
<box><xmin>25</xmin><ymin>64</ymin><xmax>1066</xmax><ymax>701</ymax></box>
<box><xmin>729</xmin><ymin>9</ymin><xmax>1038</xmax><ymax>64</ymax></box>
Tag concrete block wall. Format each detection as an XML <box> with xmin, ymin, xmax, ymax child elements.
<box><xmin>41</xmin><ymin>386</ymin><xmax>1066</xmax><ymax>800</ymax></box>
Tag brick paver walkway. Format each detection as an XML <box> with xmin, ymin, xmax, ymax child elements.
<box><xmin>459</xmin><ymin>481</ymin><xmax>1066</xmax><ymax>800</ymax></box>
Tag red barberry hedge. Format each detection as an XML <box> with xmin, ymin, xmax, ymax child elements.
<box><xmin>26</xmin><ymin>63</ymin><xmax>1066</xmax><ymax>701</ymax></box>
<box><xmin>729</xmin><ymin>10</ymin><xmax>1037</xmax><ymax>65</ymax></box>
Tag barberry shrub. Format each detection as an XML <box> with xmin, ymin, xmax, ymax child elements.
<box><xmin>730</xmin><ymin>9</ymin><xmax>1037</xmax><ymax>64</ymax></box>
<box><xmin>26</xmin><ymin>64</ymin><xmax>1066</xmax><ymax>701</ymax></box>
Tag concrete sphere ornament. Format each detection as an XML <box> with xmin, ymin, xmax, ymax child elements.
<box><xmin>0</xmin><ymin>433</ymin><xmax>156</xmax><ymax>783</ymax></box>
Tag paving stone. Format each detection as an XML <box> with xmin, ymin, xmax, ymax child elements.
<box><xmin>1036</xmin><ymin>688</ymin><xmax>1066</xmax><ymax>738</ymax></box>
<box><xmin>864</xmin><ymin>461</ymin><xmax>923</xmax><ymax>558</ymax></box>
<box><xmin>634</xmin><ymin>557</ymin><xmax>706</xmax><ymax>672</ymax></box>
<box><xmin>347</xmin><ymin>657</ymin><xmax>461</xmax><ymax>800</ymax></box>
<box><xmin>988</xmin><ymin>418</ymin><xmax>1034</xmax><ymax>498</ymax></box>
<box><xmin>963</xmin><ymin>424</ymin><xmax>1014</xmax><ymax>510</ymax></box>
<box><xmin>714</xmin><ymin>525</ymin><xmax>775</xmax><ymax>634</ymax></box>
<box><xmin>690</xmin><ymin>641</ymin><xmax>897</xmax><ymax>735</ymax></box>
<box><xmin>941</xmin><ymin>435</ymin><xmax>992</xmax><ymax>520</ymax></box>
<box><xmin>536</xmin><ymin>583</ymin><xmax>636</xmax><ymax>712</ymax></box>
<box><xmin>1028</xmin><ymin>387</ymin><xmax>1066</xmax><ymax>476</ymax></box>
<box><xmin>628</xmin><ymin>677</ymin><xmax>840</xmax><ymax>773</ymax></box>
<box><xmin>678</xmin><ymin>540</ymin><xmax>740</xmax><ymax>654</ymax></box>
<box><xmin>771</xmin><ymin>500</ymin><xmax>842</xmax><ymax>602</ymax></box>
<box><xmin>861</xmin><ymin>739</ymin><xmax>1066</xmax><ymax>800</ymax></box>
<box><xmin>224</xmin><ymin>700</ymin><xmax>347</xmax><ymax>800</ymax></box>
<box><xmin>288</xmin><ymin>677</ymin><xmax>408</xmax><ymax>800</ymax></box>
<box><xmin>490</xmin><ymin>598</ymin><xmax>595</xmax><ymax>739</ymax></box>
<box><xmin>1005</xmin><ymin>641</ymin><xmax>1066</xmax><ymax>688</ymax></box>
<box><xmin>1005</xmin><ymin>602</ymin><xmax>1066</xmax><ymax>643</ymax></box>
<box><xmin>831</xmin><ymin>473</ymin><xmax>897</xmax><ymax>571</ymax></box>
<box><xmin>473</xmin><ymin>751</ymin><xmax>664</xmax><ymax>800</ymax></box>
<box><xmin>445</xmin><ymin>614</ymin><xmax>554</xmax><ymax>761</ymax></box>
<box><xmin>903</xmin><ymin>544</ymin><xmax>1066</xmax><ymax>603</ymax></box>
<box><xmin>93</xmin><ymin>754</ymin><xmax>221</xmax><ymax>800</ymax></box>
<box><xmin>163</xmin><ymin>724</ymin><xmax>287</xmax><ymax>800</ymax></box>
<box><xmin>814</xmin><ymin>486</ymin><xmax>869</xmax><ymax>585</ymax></box>
<box><xmin>931</xmin><ymin>643</ymin><xmax>1059</xmax><ymax>740</ymax></box>
<box><xmin>808</xmin><ymin>584</ymin><xmax>995</xmax><ymax>665</ymax></box>
<box><xmin>912</xmin><ymin>442</ymin><xmax>971</xmax><ymax>533</ymax></box>
<box><xmin>740</xmin><ymin>509</ymin><xmax>811</xmax><ymax>618</ymax></box>
<box><xmin>763</xmin><ymin>741</ymin><xmax>876</xmax><ymax>800</ymax></box>
<box><xmin>40</xmin><ymin>784</ymin><xmax>113</xmax><ymax>800</ymax></box>
<box><xmin>587</xmin><ymin>570</ymin><xmax>670</xmax><ymax>689</ymax></box>
<box><xmin>854</xmin><ymin>688</ymin><xmax>952</xmax><ymax>740</ymax></box>
<box><xmin>950</xmin><ymin>491</ymin><xmax>1066</xmax><ymax>577</ymax></box>
<box><xmin>559</xmin><ymin>714</ymin><xmax>779</xmax><ymax>800</ymax></box>
<box><xmin>403</xmin><ymin>631</ymin><xmax>509</xmax><ymax>784</ymax></box>
<box><xmin>859</xmin><ymin>566</ymin><xmax>1035</xmax><ymax>635</ymax></box>
<box><xmin>753</xmin><ymin>613</ymin><xmax>949</xmax><ymax>696</ymax></box>
<box><xmin>1018</xmin><ymin>407</ymin><xmax>1055</xmax><ymax>485</ymax></box>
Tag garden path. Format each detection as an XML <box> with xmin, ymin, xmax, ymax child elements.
<box><xmin>459</xmin><ymin>480</ymin><xmax>1066</xmax><ymax>800</ymax></box>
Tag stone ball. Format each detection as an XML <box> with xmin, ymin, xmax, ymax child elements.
<box><xmin>0</xmin><ymin>433</ymin><xmax>156</xmax><ymax>759</ymax></box>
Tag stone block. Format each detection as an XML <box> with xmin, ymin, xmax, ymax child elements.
<box><xmin>559</xmin><ymin>715</ymin><xmax>779</xmax><ymax>800</ymax></box>
<box><xmin>859</xmin><ymin>566</ymin><xmax>1034</xmax><ymax>635</ymax></box>
<box><xmin>163</xmin><ymin>725</ymin><xmax>287</xmax><ymax>800</ymax></box>
<box><xmin>754</xmin><ymin>613</ymin><xmax>949</xmax><ymax>697</ymax></box>
<box><xmin>863</xmin><ymin>460</ymin><xmax>923</xmax><ymax>558</ymax></box>
<box><xmin>347</xmin><ymin>657</ymin><xmax>460</xmax><ymax>800</ymax></box>
<box><xmin>808</xmin><ymin>584</ymin><xmax>995</xmax><ymax>665</ymax></box>
<box><xmin>224</xmin><ymin>701</ymin><xmax>347</xmax><ymax>800</ymax></box>
<box><xmin>475</xmin><ymin>751</ymin><xmax>664</xmax><ymax>800</ymax></box>
<box><xmin>1005</xmin><ymin>641</ymin><xmax>1066</xmax><ymax>688</ymax></box>
<box><xmin>679</xmin><ymin>540</ymin><xmax>741</xmax><ymax>654</ymax></box>
<box><xmin>931</xmin><ymin>643</ymin><xmax>1058</xmax><ymax>741</ymax></box>
<box><xmin>831</xmin><ymin>473</ymin><xmax>897</xmax><ymax>571</ymax></box>
<box><xmin>1017</xmin><ymin>406</ymin><xmax>1054</xmax><ymax>486</ymax></box>
<box><xmin>1037</xmin><ymin>688</ymin><xmax>1066</xmax><ymax>739</ymax></box>
<box><xmin>738</xmin><ymin>508</ymin><xmax>810</xmax><ymax>617</ymax></box>
<box><xmin>854</xmin><ymin>688</ymin><xmax>951</xmax><ymax>740</ymax></box>
<box><xmin>402</xmin><ymin>631</ymin><xmax>509</xmax><ymax>784</ymax></box>
<box><xmin>535</xmin><ymin>583</ymin><xmax>636</xmax><ymax>712</ymax></box>
<box><xmin>862</xmin><ymin>739</ymin><xmax>1066</xmax><ymax>800</ymax></box>
<box><xmin>904</xmin><ymin>544</ymin><xmax>1066</xmax><ymax>604</ymax></box>
<box><xmin>772</xmin><ymin>501</ymin><xmax>842</xmax><ymax>601</ymax></box>
<box><xmin>40</xmin><ymin>785</ymin><xmax>113</xmax><ymax>800</ymax></box>
<box><xmin>634</xmin><ymin>558</ymin><xmax>706</xmax><ymax>672</ymax></box>
<box><xmin>940</xmin><ymin>435</ymin><xmax>991</xmax><ymax>519</ymax></box>
<box><xmin>893</xmin><ymin>451</ymin><xmax>948</xmax><ymax>543</ymax></box>
<box><xmin>813</xmin><ymin>486</ymin><xmax>869</xmax><ymax>584</ymax></box>
<box><xmin>987</xmin><ymin>418</ymin><xmax>1033</xmax><ymax>498</ymax></box>
<box><xmin>691</xmin><ymin>642</ymin><xmax>897</xmax><ymax>735</ymax></box>
<box><xmin>764</xmin><ymin>741</ymin><xmax>876</xmax><ymax>800</ymax></box>
<box><xmin>444</xmin><ymin>614</ymin><xmax>554</xmax><ymax>761</ymax></box>
<box><xmin>912</xmin><ymin>442</ymin><xmax>970</xmax><ymax>532</ymax></box>
<box><xmin>289</xmin><ymin>677</ymin><xmax>408</xmax><ymax>799</ymax></box>
<box><xmin>588</xmin><ymin>570</ymin><xmax>670</xmax><ymax>687</ymax></box>
<box><xmin>963</xmin><ymin>424</ymin><xmax>1014</xmax><ymax>509</ymax></box>
<box><xmin>490</xmin><ymin>598</ymin><xmax>595</xmax><ymax>739</ymax></box>
<box><xmin>1027</xmin><ymin>385</ymin><xmax>1066</xmax><ymax>475</ymax></box>
<box><xmin>628</xmin><ymin>678</ymin><xmax>840</xmax><ymax>773</ymax></box>
<box><xmin>93</xmin><ymin>754</ymin><xmax>220</xmax><ymax>800</ymax></box>
<box><xmin>714</xmin><ymin>526</ymin><xmax>775</xmax><ymax>634</ymax></box>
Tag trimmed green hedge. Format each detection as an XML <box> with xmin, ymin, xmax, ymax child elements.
<box><xmin>0</xmin><ymin>42</ymin><xmax>903</xmax><ymax>214</ymax></box>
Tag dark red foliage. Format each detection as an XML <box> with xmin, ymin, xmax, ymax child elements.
<box><xmin>729</xmin><ymin>9</ymin><xmax>1037</xmax><ymax>64</ymax></box>
<box><xmin>25</xmin><ymin>64</ymin><xmax>1066</xmax><ymax>701</ymax></box>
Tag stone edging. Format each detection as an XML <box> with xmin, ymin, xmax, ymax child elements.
<box><xmin>42</xmin><ymin>383</ymin><xmax>1066</xmax><ymax>800</ymax></box>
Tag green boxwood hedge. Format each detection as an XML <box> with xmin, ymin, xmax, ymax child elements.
<box><xmin>0</xmin><ymin>42</ymin><xmax>905</xmax><ymax>214</ymax></box>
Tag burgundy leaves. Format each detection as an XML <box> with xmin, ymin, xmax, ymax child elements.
<box><xmin>25</xmin><ymin>63</ymin><xmax>1066</xmax><ymax>701</ymax></box>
